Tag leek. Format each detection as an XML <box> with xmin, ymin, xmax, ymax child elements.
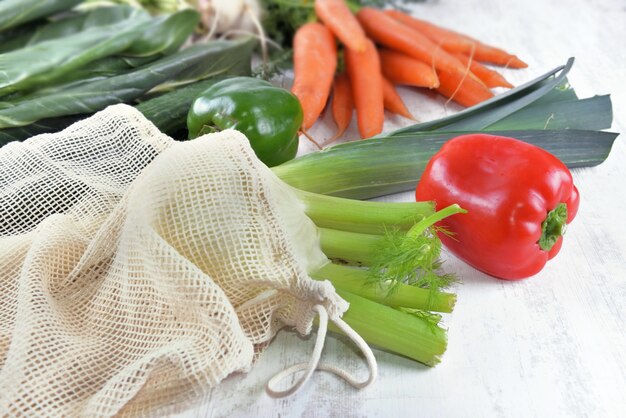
<box><xmin>273</xmin><ymin>59</ymin><xmax>617</xmax><ymax>199</ymax></box>
<box><xmin>274</xmin><ymin>129</ymin><xmax>617</xmax><ymax>199</ymax></box>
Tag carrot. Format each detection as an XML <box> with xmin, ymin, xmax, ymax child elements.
<box><xmin>291</xmin><ymin>23</ymin><xmax>337</xmax><ymax>129</ymax></box>
<box><xmin>356</xmin><ymin>8</ymin><xmax>468</xmax><ymax>76</ymax></box>
<box><xmin>436</xmin><ymin>69</ymin><xmax>494</xmax><ymax>107</ymax></box>
<box><xmin>315</xmin><ymin>0</ymin><xmax>367</xmax><ymax>52</ymax></box>
<box><xmin>385</xmin><ymin>9</ymin><xmax>527</xmax><ymax>69</ymax></box>
<box><xmin>330</xmin><ymin>72</ymin><xmax>354</xmax><ymax>141</ymax></box>
<box><xmin>378</xmin><ymin>48</ymin><xmax>439</xmax><ymax>88</ymax></box>
<box><xmin>382</xmin><ymin>77</ymin><xmax>414</xmax><ymax>120</ymax></box>
<box><xmin>384</xmin><ymin>10</ymin><xmax>474</xmax><ymax>54</ymax></box>
<box><xmin>454</xmin><ymin>53</ymin><xmax>513</xmax><ymax>88</ymax></box>
<box><xmin>469</xmin><ymin>43</ymin><xmax>527</xmax><ymax>69</ymax></box>
<box><xmin>345</xmin><ymin>38</ymin><xmax>384</xmax><ymax>138</ymax></box>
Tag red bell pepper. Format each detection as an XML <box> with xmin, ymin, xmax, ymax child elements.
<box><xmin>415</xmin><ymin>134</ymin><xmax>579</xmax><ymax>280</ymax></box>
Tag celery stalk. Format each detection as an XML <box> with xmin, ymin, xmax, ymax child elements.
<box><xmin>330</xmin><ymin>289</ymin><xmax>448</xmax><ymax>366</ymax></box>
<box><xmin>297</xmin><ymin>189</ymin><xmax>435</xmax><ymax>234</ymax></box>
<box><xmin>312</xmin><ymin>263</ymin><xmax>456</xmax><ymax>313</ymax></box>
<box><xmin>318</xmin><ymin>228</ymin><xmax>380</xmax><ymax>264</ymax></box>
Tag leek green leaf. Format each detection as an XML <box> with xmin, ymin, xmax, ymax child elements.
<box><xmin>486</xmin><ymin>95</ymin><xmax>612</xmax><ymax>131</ymax></box>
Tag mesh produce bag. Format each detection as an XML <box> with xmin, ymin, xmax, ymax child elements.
<box><xmin>0</xmin><ymin>105</ymin><xmax>375</xmax><ymax>417</ymax></box>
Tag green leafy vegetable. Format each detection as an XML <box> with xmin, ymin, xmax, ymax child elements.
<box><xmin>0</xmin><ymin>116</ymin><xmax>85</xmax><ymax>147</ymax></box>
<box><xmin>0</xmin><ymin>5</ymin><xmax>143</xmax><ymax>53</ymax></box>
<box><xmin>0</xmin><ymin>0</ymin><xmax>83</xmax><ymax>32</ymax></box>
<box><xmin>123</xmin><ymin>9</ymin><xmax>199</xmax><ymax>57</ymax></box>
<box><xmin>0</xmin><ymin>16</ymin><xmax>152</xmax><ymax>96</ymax></box>
<box><xmin>0</xmin><ymin>39</ymin><xmax>255</xmax><ymax>129</ymax></box>
<box><xmin>0</xmin><ymin>9</ymin><xmax>201</xmax><ymax>97</ymax></box>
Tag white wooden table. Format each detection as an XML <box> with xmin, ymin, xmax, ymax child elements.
<box><xmin>177</xmin><ymin>0</ymin><xmax>626</xmax><ymax>416</ymax></box>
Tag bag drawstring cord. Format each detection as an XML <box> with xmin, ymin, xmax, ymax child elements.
<box><xmin>266</xmin><ymin>304</ymin><xmax>378</xmax><ymax>398</ymax></box>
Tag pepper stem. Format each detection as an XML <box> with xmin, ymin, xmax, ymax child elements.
<box><xmin>539</xmin><ymin>203</ymin><xmax>568</xmax><ymax>251</ymax></box>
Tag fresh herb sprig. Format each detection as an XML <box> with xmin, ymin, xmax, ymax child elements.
<box><xmin>368</xmin><ymin>204</ymin><xmax>464</xmax><ymax>303</ymax></box>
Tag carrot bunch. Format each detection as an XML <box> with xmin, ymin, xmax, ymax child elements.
<box><xmin>291</xmin><ymin>0</ymin><xmax>527</xmax><ymax>140</ymax></box>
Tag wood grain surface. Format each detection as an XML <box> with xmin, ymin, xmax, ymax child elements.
<box><xmin>175</xmin><ymin>0</ymin><xmax>626</xmax><ymax>416</ymax></box>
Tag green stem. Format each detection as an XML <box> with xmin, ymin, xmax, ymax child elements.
<box><xmin>312</xmin><ymin>263</ymin><xmax>456</xmax><ymax>313</ymax></box>
<box><xmin>319</xmin><ymin>228</ymin><xmax>381</xmax><ymax>264</ymax></box>
<box><xmin>318</xmin><ymin>205</ymin><xmax>466</xmax><ymax>265</ymax></box>
<box><xmin>539</xmin><ymin>203</ymin><xmax>568</xmax><ymax>251</ymax></box>
<box><xmin>329</xmin><ymin>289</ymin><xmax>448</xmax><ymax>366</ymax></box>
<box><xmin>407</xmin><ymin>204</ymin><xmax>467</xmax><ymax>238</ymax></box>
<box><xmin>297</xmin><ymin>189</ymin><xmax>435</xmax><ymax>235</ymax></box>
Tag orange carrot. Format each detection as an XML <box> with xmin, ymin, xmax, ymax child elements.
<box><xmin>454</xmin><ymin>53</ymin><xmax>513</xmax><ymax>88</ymax></box>
<box><xmin>436</xmin><ymin>69</ymin><xmax>494</xmax><ymax>107</ymax></box>
<box><xmin>291</xmin><ymin>23</ymin><xmax>337</xmax><ymax>129</ymax></box>
<box><xmin>356</xmin><ymin>8</ymin><xmax>468</xmax><ymax>76</ymax></box>
<box><xmin>385</xmin><ymin>9</ymin><xmax>527</xmax><ymax>68</ymax></box>
<box><xmin>315</xmin><ymin>0</ymin><xmax>367</xmax><ymax>51</ymax></box>
<box><xmin>345</xmin><ymin>38</ymin><xmax>384</xmax><ymax>138</ymax></box>
<box><xmin>378</xmin><ymin>48</ymin><xmax>439</xmax><ymax>88</ymax></box>
<box><xmin>382</xmin><ymin>77</ymin><xmax>414</xmax><ymax>120</ymax></box>
<box><xmin>330</xmin><ymin>72</ymin><xmax>354</xmax><ymax>140</ymax></box>
<box><xmin>470</xmin><ymin>44</ymin><xmax>527</xmax><ymax>69</ymax></box>
<box><xmin>384</xmin><ymin>10</ymin><xmax>474</xmax><ymax>53</ymax></box>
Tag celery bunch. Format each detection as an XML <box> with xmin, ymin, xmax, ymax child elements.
<box><xmin>300</xmin><ymin>190</ymin><xmax>463</xmax><ymax>365</ymax></box>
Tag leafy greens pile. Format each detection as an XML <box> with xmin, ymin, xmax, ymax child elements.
<box><xmin>0</xmin><ymin>2</ymin><xmax>255</xmax><ymax>145</ymax></box>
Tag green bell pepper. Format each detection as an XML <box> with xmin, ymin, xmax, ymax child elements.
<box><xmin>187</xmin><ymin>76</ymin><xmax>303</xmax><ymax>167</ymax></box>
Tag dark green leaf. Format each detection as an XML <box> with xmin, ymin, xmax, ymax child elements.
<box><xmin>0</xmin><ymin>5</ymin><xmax>143</xmax><ymax>53</ymax></box>
<box><xmin>122</xmin><ymin>9</ymin><xmax>200</xmax><ymax>57</ymax></box>
<box><xmin>530</xmin><ymin>78</ymin><xmax>578</xmax><ymax>105</ymax></box>
<box><xmin>486</xmin><ymin>95</ymin><xmax>612</xmax><ymax>131</ymax></box>
<box><xmin>0</xmin><ymin>39</ymin><xmax>255</xmax><ymax>129</ymax></box>
<box><xmin>0</xmin><ymin>116</ymin><xmax>85</xmax><ymax>147</ymax></box>
<box><xmin>3</xmin><ymin>9</ymin><xmax>200</xmax><ymax>100</ymax></box>
<box><xmin>0</xmin><ymin>0</ymin><xmax>83</xmax><ymax>32</ymax></box>
<box><xmin>0</xmin><ymin>15</ymin><xmax>152</xmax><ymax>96</ymax></box>
<box><xmin>147</xmin><ymin>38</ymin><xmax>256</xmax><ymax>93</ymax></box>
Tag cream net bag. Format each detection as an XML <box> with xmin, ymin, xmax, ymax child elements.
<box><xmin>0</xmin><ymin>105</ymin><xmax>376</xmax><ymax>417</ymax></box>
